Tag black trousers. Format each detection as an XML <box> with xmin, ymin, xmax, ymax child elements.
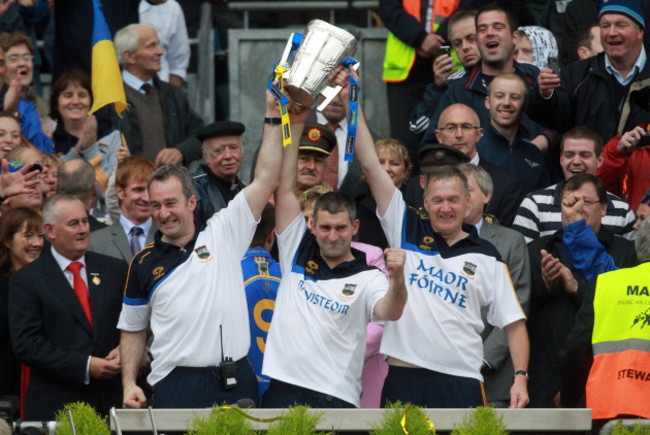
<box><xmin>381</xmin><ymin>366</ymin><xmax>485</xmax><ymax>408</ymax></box>
<box><xmin>152</xmin><ymin>358</ymin><xmax>258</xmax><ymax>408</ymax></box>
<box><xmin>262</xmin><ymin>379</ymin><xmax>356</xmax><ymax>409</ymax></box>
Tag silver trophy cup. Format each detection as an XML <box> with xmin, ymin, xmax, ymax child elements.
<box><xmin>285</xmin><ymin>19</ymin><xmax>357</xmax><ymax>108</ymax></box>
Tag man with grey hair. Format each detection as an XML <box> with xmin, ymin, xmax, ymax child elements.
<box><xmin>58</xmin><ymin>159</ymin><xmax>106</xmax><ymax>232</ymax></box>
<box><xmin>9</xmin><ymin>194</ymin><xmax>127</xmax><ymax>420</ymax></box>
<box><xmin>118</xmin><ymin>87</ymin><xmax>296</xmax><ymax>409</ymax></box>
<box><xmin>559</xmin><ymin>217</ymin><xmax>650</xmax><ymax>421</ymax></box>
<box><xmin>192</xmin><ymin>121</ymin><xmax>247</xmax><ymax>222</ymax></box>
<box><xmin>113</xmin><ymin>23</ymin><xmax>204</xmax><ymax>167</ymax></box>
<box><xmin>459</xmin><ymin>163</ymin><xmax>531</xmax><ymax>407</ymax></box>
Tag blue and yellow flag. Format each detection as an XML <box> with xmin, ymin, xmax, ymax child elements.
<box><xmin>90</xmin><ymin>0</ymin><xmax>127</xmax><ymax>116</ymax></box>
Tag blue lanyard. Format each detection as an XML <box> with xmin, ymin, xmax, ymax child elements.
<box><xmin>342</xmin><ymin>57</ymin><xmax>359</xmax><ymax>162</ymax></box>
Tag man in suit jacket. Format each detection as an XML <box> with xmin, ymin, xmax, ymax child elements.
<box><xmin>460</xmin><ymin>163</ymin><xmax>531</xmax><ymax>407</ymax></box>
<box><xmin>8</xmin><ymin>194</ymin><xmax>128</xmax><ymax>420</ymax></box>
<box><xmin>89</xmin><ymin>156</ymin><xmax>157</xmax><ymax>263</ymax></box>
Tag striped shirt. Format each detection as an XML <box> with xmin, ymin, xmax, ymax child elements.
<box><xmin>512</xmin><ymin>180</ymin><xmax>637</xmax><ymax>243</ymax></box>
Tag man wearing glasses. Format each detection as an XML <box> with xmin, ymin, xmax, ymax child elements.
<box><xmin>430</xmin><ymin>102</ymin><xmax>525</xmax><ymax>227</ymax></box>
<box><xmin>513</xmin><ymin>125</ymin><xmax>637</xmax><ymax>242</ymax></box>
<box><xmin>526</xmin><ymin>173</ymin><xmax>637</xmax><ymax>408</ymax></box>
<box><xmin>192</xmin><ymin>121</ymin><xmax>247</xmax><ymax>223</ymax></box>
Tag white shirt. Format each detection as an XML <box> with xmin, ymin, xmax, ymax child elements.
<box><xmin>605</xmin><ymin>46</ymin><xmax>647</xmax><ymax>86</ymax></box>
<box><xmin>50</xmin><ymin>246</ymin><xmax>88</xmax><ymax>289</ymax></box>
<box><xmin>139</xmin><ymin>0</ymin><xmax>190</xmax><ymax>81</ymax></box>
<box><xmin>119</xmin><ymin>214</ymin><xmax>153</xmax><ymax>250</ymax></box>
<box><xmin>378</xmin><ymin>189</ymin><xmax>525</xmax><ymax>381</ymax></box>
<box><xmin>263</xmin><ymin>213</ymin><xmax>388</xmax><ymax>407</ymax></box>
<box><xmin>118</xmin><ymin>192</ymin><xmax>258</xmax><ymax>385</ymax></box>
<box><xmin>122</xmin><ymin>70</ymin><xmax>153</xmax><ymax>94</ymax></box>
<box><xmin>316</xmin><ymin>112</ymin><xmax>349</xmax><ymax>188</ymax></box>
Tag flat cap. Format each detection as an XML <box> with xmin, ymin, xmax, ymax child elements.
<box><xmin>418</xmin><ymin>143</ymin><xmax>470</xmax><ymax>172</ymax></box>
<box><xmin>298</xmin><ymin>124</ymin><xmax>337</xmax><ymax>156</ymax></box>
<box><xmin>196</xmin><ymin>121</ymin><xmax>245</xmax><ymax>141</ymax></box>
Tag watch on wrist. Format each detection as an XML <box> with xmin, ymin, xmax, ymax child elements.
<box><xmin>264</xmin><ymin>117</ymin><xmax>282</xmax><ymax>125</ymax></box>
<box><xmin>514</xmin><ymin>369</ymin><xmax>529</xmax><ymax>380</ymax></box>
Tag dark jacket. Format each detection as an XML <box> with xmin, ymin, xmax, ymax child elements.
<box><xmin>478</xmin><ymin>158</ymin><xmax>526</xmax><ymax>227</ymax></box>
<box><xmin>526</xmin><ymin>227</ymin><xmax>637</xmax><ymax>408</ymax></box>
<box><xmin>354</xmin><ymin>184</ymin><xmax>390</xmax><ymax>251</ymax></box>
<box><xmin>53</xmin><ymin>0</ymin><xmax>139</xmax><ymax>80</ymax></box>
<box><xmin>8</xmin><ymin>250</ymin><xmax>127</xmax><ymax>420</ymax></box>
<box><xmin>526</xmin><ymin>51</ymin><xmax>650</xmax><ymax>141</ymax></box>
<box><xmin>478</xmin><ymin>122</ymin><xmax>551</xmax><ymax>195</ymax></box>
<box><xmin>0</xmin><ymin>275</ymin><xmax>19</xmax><ymax>398</ymax></box>
<box><xmin>115</xmin><ymin>76</ymin><xmax>204</xmax><ymax>165</ymax></box>
<box><xmin>563</xmin><ymin>0</ymin><xmax>650</xmax><ymax>65</ymax></box>
<box><xmin>193</xmin><ymin>164</ymin><xmax>246</xmax><ymax>225</ymax></box>
<box><xmin>422</xmin><ymin>61</ymin><xmax>557</xmax><ymax>147</ymax></box>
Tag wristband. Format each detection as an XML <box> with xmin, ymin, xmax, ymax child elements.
<box><xmin>514</xmin><ymin>370</ymin><xmax>529</xmax><ymax>380</ymax></box>
<box><xmin>264</xmin><ymin>117</ymin><xmax>282</xmax><ymax>125</ymax></box>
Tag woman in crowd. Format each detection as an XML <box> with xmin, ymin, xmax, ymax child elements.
<box><xmin>354</xmin><ymin>139</ymin><xmax>412</xmax><ymax>250</ymax></box>
<box><xmin>0</xmin><ymin>114</ymin><xmax>25</xmax><ymax>160</ymax></box>
<box><xmin>50</xmin><ymin>69</ymin><xmax>126</xmax><ymax>219</ymax></box>
<box><xmin>50</xmin><ymin>69</ymin><xmax>119</xmax><ymax>156</ymax></box>
<box><xmin>0</xmin><ymin>208</ymin><xmax>44</xmax><ymax>399</ymax></box>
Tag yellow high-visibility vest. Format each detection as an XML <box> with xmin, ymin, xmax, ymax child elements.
<box><xmin>382</xmin><ymin>0</ymin><xmax>458</xmax><ymax>82</ymax></box>
<box><xmin>587</xmin><ymin>263</ymin><xmax>650</xmax><ymax>420</ymax></box>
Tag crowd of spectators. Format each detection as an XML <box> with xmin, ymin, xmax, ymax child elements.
<box><xmin>0</xmin><ymin>0</ymin><xmax>648</xmax><ymax>430</ymax></box>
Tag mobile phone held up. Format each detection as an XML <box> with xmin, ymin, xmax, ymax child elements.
<box><xmin>0</xmin><ymin>161</ymin><xmax>42</xmax><ymax>174</ymax></box>
<box><xmin>548</xmin><ymin>57</ymin><xmax>560</xmax><ymax>75</ymax></box>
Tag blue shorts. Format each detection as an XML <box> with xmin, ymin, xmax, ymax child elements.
<box><xmin>262</xmin><ymin>379</ymin><xmax>355</xmax><ymax>408</ymax></box>
<box><xmin>381</xmin><ymin>366</ymin><xmax>486</xmax><ymax>408</ymax></box>
<box><xmin>153</xmin><ymin>358</ymin><xmax>258</xmax><ymax>408</ymax></box>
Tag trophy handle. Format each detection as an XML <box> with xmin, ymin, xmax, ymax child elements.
<box><xmin>317</xmin><ymin>62</ymin><xmax>360</xmax><ymax>112</ymax></box>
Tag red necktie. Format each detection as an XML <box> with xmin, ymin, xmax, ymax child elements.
<box><xmin>67</xmin><ymin>262</ymin><xmax>93</xmax><ymax>327</ymax></box>
<box><xmin>323</xmin><ymin>122</ymin><xmax>340</xmax><ymax>189</ymax></box>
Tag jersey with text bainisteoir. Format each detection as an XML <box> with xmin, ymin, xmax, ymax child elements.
<box><xmin>117</xmin><ymin>192</ymin><xmax>257</xmax><ymax>386</ymax></box>
<box><xmin>379</xmin><ymin>190</ymin><xmax>525</xmax><ymax>381</ymax></box>
<box><xmin>262</xmin><ymin>214</ymin><xmax>388</xmax><ymax>407</ymax></box>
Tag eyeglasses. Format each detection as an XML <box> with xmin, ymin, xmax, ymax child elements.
<box><xmin>582</xmin><ymin>198</ymin><xmax>601</xmax><ymax>207</ymax></box>
<box><xmin>439</xmin><ymin>124</ymin><xmax>480</xmax><ymax>134</ymax></box>
<box><xmin>7</xmin><ymin>54</ymin><xmax>34</xmax><ymax>63</ymax></box>
<box><xmin>208</xmin><ymin>144</ymin><xmax>242</xmax><ymax>157</ymax></box>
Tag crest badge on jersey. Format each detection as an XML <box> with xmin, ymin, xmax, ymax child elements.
<box><xmin>152</xmin><ymin>266</ymin><xmax>165</xmax><ymax>280</ymax></box>
<box><xmin>194</xmin><ymin>245</ymin><xmax>213</xmax><ymax>262</ymax></box>
<box><xmin>419</xmin><ymin>235</ymin><xmax>435</xmax><ymax>251</ymax></box>
<box><xmin>305</xmin><ymin>260</ymin><xmax>319</xmax><ymax>276</ymax></box>
<box><xmin>340</xmin><ymin>283</ymin><xmax>357</xmax><ymax>300</ymax></box>
<box><xmin>258</xmin><ymin>259</ymin><xmax>269</xmax><ymax>274</ymax></box>
<box><xmin>462</xmin><ymin>261</ymin><xmax>477</xmax><ymax>277</ymax></box>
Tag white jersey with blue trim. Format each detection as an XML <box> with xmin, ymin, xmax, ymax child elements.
<box><xmin>262</xmin><ymin>213</ymin><xmax>388</xmax><ymax>407</ymax></box>
<box><xmin>117</xmin><ymin>192</ymin><xmax>258</xmax><ymax>386</ymax></box>
<box><xmin>379</xmin><ymin>189</ymin><xmax>525</xmax><ymax>381</ymax></box>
